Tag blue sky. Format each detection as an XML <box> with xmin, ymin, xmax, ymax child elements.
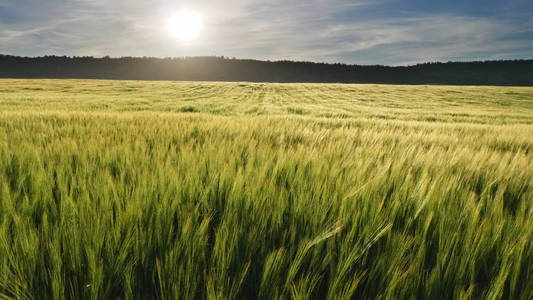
<box><xmin>0</xmin><ymin>0</ymin><xmax>532</xmax><ymax>65</ymax></box>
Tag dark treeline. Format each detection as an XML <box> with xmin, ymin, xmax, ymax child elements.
<box><xmin>1</xmin><ymin>54</ymin><xmax>532</xmax><ymax>85</ymax></box>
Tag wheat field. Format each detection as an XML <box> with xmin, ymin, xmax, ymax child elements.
<box><xmin>0</xmin><ymin>79</ymin><xmax>532</xmax><ymax>299</ymax></box>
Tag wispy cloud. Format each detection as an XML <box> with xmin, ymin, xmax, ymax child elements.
<box><xmin>0</xmin><ymin>0</ymin><xmax>531</xmax><ymax>64</ymax></box>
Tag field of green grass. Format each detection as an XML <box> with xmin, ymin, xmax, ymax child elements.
<box><xmin>0</xmin><ymin>79</ymin><xmax>532</xmax><ymax>299</ymax></box>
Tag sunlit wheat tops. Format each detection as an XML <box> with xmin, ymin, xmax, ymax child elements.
<box><xmin>0</xmin><ymin>79</ymin><xmax>532</xmax><ymax>299</ymax></box>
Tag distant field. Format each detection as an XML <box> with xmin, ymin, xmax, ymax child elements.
<box><xmin>0</xmin><ymin>79</ymin><xmax>532</xmax><ymax>299</ymax></box>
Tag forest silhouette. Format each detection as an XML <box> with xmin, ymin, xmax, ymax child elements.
<box><xmin>1</xmin><ymin>55</ymin><xmax>532</xmax><ymax>86</ymax></box>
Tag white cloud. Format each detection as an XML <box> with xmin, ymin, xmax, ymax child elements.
<box><xmin>0</xmin><ymin>0</ymin><xmax>531</xmax><ymax>64</ymax></box>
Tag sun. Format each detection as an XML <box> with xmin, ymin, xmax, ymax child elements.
<box><xmin>168</xmin><ymin>11</ymin><xmax>203</xmax><ymax>42</ymax></box>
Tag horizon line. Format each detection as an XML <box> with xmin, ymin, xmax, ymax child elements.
<box><xmin>2</xmin><ymin>53</ymin><xmax>533</xmax><ymax>68</ymax></box>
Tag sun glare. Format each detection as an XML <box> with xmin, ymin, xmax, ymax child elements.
<box><xmin>168</xmin><ymin>11</ymin><xmax>203</xmax><ymax>42</ymax></box>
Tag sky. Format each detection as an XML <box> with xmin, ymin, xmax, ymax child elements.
<box><xmin>0</xmin><ymin>0</ymin><xmax>532</xmax><ymax>65</ymax></box>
